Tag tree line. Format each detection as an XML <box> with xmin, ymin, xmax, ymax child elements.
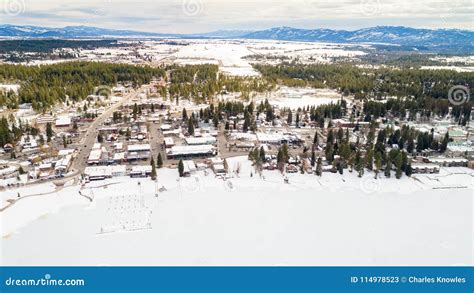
<box><xmin>0</xmin><ymin>62</ymin><xmax>166</xmax><ymax>111</ymax></box>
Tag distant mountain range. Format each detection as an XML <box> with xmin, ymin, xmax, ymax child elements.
<box><xmin>1</xmin><ymin>24</ymin><xmax>473</xmax><ymax>52</ymax></box>
<box><xmin>0</xmin><ymin>25</ymin><xmax>171</xmax><ymax>38</ymax></box>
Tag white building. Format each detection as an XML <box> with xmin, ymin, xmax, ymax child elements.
<box><xmin>167</xmin><ymin>145</ymin><xmax>216</xmax><ymax>159</ymax></box>
<box><xmin>87</xmin><ymin>149</ymin><xmax>102</xmax><ymax>165</ymax></box>
<box><xmin>130</xmin><ymin>165</ymin><xmax>152</xmax><ymax>177</ymax></box>
<box><xmin>185</xmin><ymin>136</ymin><xmax>217</xmax><ymax>145</ymax></box>
<box><xmin>127</xmin><ymin>144</ymin><xmax>151</xmax><ymax>160</ymax></box>
<box><xmin>55</xmin><ymin>116</ymin><xmax>71</xmax><ymax>128</ymax></box>
<box><xmin>164</xmin><ymin>137</ymin><xmax>175</xmax><ymax>148</ymax></box>
<box><xmin>84</xmin><ymin>165</ymin><xmax>127</xmax><ymax>180</ymax></box>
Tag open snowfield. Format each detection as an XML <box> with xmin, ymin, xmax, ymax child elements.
<box><xmin>1</xmin><ymin>157</ymin><xmax>472</xmax><ymax>266</ymax></box>
<box><xmin>170</xmin><ymin>40</ymin><xmax>259</xmax><ymax>76</ymax></box>
<box><xmin>420</xmin><ymin>66</ymin><xmax>474</xmax><ymax>73</ymax></box>
<box><xmin>246</xmin><ymin>40</ymin><xmax>368</xmax><ymax>64</ymax></box>
<box><xmin>254</xmin><ymin>86</ymin><xmax>344</xmax><ymax>109</ymax></box>
<box><xmin>0</xmin><ymin>84</ymin><xmax>20</xmax><ymax>94</ymax></box>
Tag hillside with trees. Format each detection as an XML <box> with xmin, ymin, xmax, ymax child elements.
<box><xmin>0</xmin><ymin>62</ymin><xmax>166</xmax><ymax>111</ymax></box>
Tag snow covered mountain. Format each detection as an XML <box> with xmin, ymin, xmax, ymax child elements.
<box><xmin>1</xmin><ymin>24</ymin><xmax>472</xmax><ymax>51</ymax></box>
<box><xmin>242</xmin><ymin>26</ymin><xmax>474</xmax><ymax>51</ymax></box>
<box><xmin>0</xmin><ymin>24</ymin><xmax>172</xmax><ymax>38</ymax></box>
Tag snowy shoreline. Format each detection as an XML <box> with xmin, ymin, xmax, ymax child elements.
<box><xmin>1</xmin><ymin>156</ymin><xmax>473</xmax><ymax>266</ymax></box>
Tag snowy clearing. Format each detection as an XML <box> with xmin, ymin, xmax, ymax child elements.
<box><xmin>254</xmin><ymin>86</ymin><xmax>344</xmax><ymax>109</ymax></box>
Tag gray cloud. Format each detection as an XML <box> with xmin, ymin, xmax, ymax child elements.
<box><xmin>1</xmin><ymin>0</ymin><xmax>472</xmax><ymax>33</ymax></box>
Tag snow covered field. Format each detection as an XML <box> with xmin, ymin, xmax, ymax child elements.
<box><xmin>170</xmin><ymin>40</ymin><xmax>259</xmax><ymax>76</ymax></box>
<box><xmin>0</xmin><ymin>84</ymin><xmax>20</xmax><ymax>94</ymax></box>
<box><xmin>1</xmin><ymin>157</ymin><xmax>472</xmax><ymax>266</ymax></box>
<box><xmin>420</xmin><ymin>66</ymin><xmax>474</xmax><ymax>73</ymax></box>
<box><xmin>246</xmin><ymin>40</ymin><xmax>368</xmax><ymax>64</ymax></box>
<box><xmin>254</xmin><ymin>86</ymin><xmax>344</xmax><ymax>109</ymax></box>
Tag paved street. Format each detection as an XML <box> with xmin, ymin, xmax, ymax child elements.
<box><xmin>71</xmin><ymin>85</ymin><xmax>151</xmax><ymax>174</ymax></box>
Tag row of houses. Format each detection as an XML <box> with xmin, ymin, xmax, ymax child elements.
<box><xmin>87</xmin><ymin>143</ymin><xmax>152</xmax><ymax>165</ymax></box>
<box><xmin>84</xmin><ymin>165</ymin><xmax>153</xmax><ymax>181</ymax></box>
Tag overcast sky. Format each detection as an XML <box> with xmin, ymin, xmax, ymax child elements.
<box><xmin>1</xmin><ymin>0</ymin><xmax>473</xmax><ymax>33</ymax></box>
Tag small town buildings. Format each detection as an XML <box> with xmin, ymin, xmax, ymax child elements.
<box><xmin>127</xmin><ymin>144</ymin><xmax>151</xmax><ymax>161</ymax></box>
<box><xmin>167</xmin><ymin>145</ymin><xmax>216</xmax><ymax>159</ymax></box>
<box><xmin>164</xmin><ymin>137</ymin><xmax>175</xmax><ymax>148</ymax></box>
<box><xmin>36</xmin><ymin>115</ymin><xmax>55</xmax><ymax>125</ymax></box>
<box><xmin>160</xmin><ymin>124</ymin><xmax>172</xmax><ymax>131</ymax></box>
<box><xmin>185</xmin><ymin>136</ymin><xmax>217</xmax><ymax>145</ymax></box>
<box><xmin>54</xmin><ymin>155</ymin><xmax>72</xmax><ymax>175</ymax></box>
<box><xmin>210</xmin><ymin>158</ymin><xmax>226</xmax><ymax>175</ymax></box>
<box><xmin>113</xmin><ymin>152</ymin><xmax>126</xmax><ymax>163</ymax></box>
<box><xmin>55</xmin><ymin>116</ymin><xmax>71</xmax><ymax>128</ymax></box>
<box><xmin>84</xmin><ymin>165</ymin><xmax>127</xmax><ymax>180</ymax></box>
<box><xmin>0</xmin><ymin>165</ymin><xmax>19</xmax><ymax>180</ymax></box>
<box><xmin>183</xmin><ymin>160</ymin><xmax>197</xmax><ymax>175</ymax></box>
<box><xmin>256</xmin><ymin>132</ymin><xmax>284</xmax><ymax>145</ymax></box>
<box><xmin>427</xmin><ymin>157</ymin><xmax>469</xmax><ymax>167</ymax></box>
<box><xmin>163</xmin><ymin>129</ymin><xmax>182</xmax><ymax>137</ymax></box>
<box><xmin>411</xmin><ymin>163</ymin><xmax>440</xmax><ymax>174</ymax></box>
<box><xmin>87</xmin><ymin>149</ymin><xmax>102</xmax><ymax>165</ymax></box>
<box><xmin>129</xmin><ymin>165</ymin><xmax>152</xmax><ymax>178</ymax></box>
<box><xmin>447</xmin><ymin>141</ymin><xmax>474</xmax><ymax>157</ymax></box>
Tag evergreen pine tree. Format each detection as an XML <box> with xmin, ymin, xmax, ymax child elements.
<box><xmin>374</xmin><ymin>152</ymin><xmax>382</xmax><ymax>179</ymax></box>
<box><xmin>287</xmin><ymin>111</ymin><xmax>292</xmax><ymax>125</ymax></box>
<box><xmin>405</xmin><ymin>163</ymin><xmax>413</xmax><ymax>177</ymax></box>
<box><xmin>313</xmin><ymin>132</ymin><xmax>319</xmax><ymax>146</ymax></box>
<box><xmin>46</xmin><ymin>122</ymin><xmax>53</xmax><ymax>142</ymax></box>
<box><xmin>316</xmin><ymin>157</ymin><xmax>322</xmax><ymax>176</ymax></box>
<box><xmin>259</xmin><ymin>146</ymin><xmax>266</xmax><ymax>162</ymax></box>
<box><xmin>150</xmin><ymin>157</ymin><xmax>157</xmax><ymax>180</ymax></box>
<box><xmin>187</xmin><ymin>118</ymin><xmax>195</xmax><ymax>135</ymax></box>
<box><xmin>157</xmin><ymin>153</ymin><xmax>163</xmax><ymax>168</ymax></box>
<box><xmin>182</xmin><ymin>108</ymin><xmax>188</xmax><ymax>121</ymax></box>
<box><xmin>384</xmin><ymin>160</ymin><xmax>392</xmax><ymax>178</ymax></box>
<box><xmin>178</xmin><ymin>159</ymin><xmax>184</xmax><ymax>177</ymax></box>
<box><xmin>395</xmin><ymin>153</ymin><xmax>403</xmax><ymax>179</ymax></box>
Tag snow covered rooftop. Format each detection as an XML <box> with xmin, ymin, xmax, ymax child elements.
<box><xmin>127</xmin><ymin>144</ymin><xmax>151</xmax><ymax>152</ymax></box>
<box><xmin>185</xmin><ymin>137</ymin><xmax>217</xmax><ymax>145</ymax></box>
<box><xmin>167</xmin><ymin>145</ymin><xmax>216</xmax><ymax>156</ymax></box>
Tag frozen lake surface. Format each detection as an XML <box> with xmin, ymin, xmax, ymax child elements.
<box><xmin>1</xmin><ymin>157</ymin><xmax>472</xmax><ymax>266</ymax></box>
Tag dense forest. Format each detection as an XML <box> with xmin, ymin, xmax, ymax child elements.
<box><xmin>0</xmin><ymin>39</ymin><xmax>122</xmax><ymax>54</ymax></box>
<box><xmin>254</xmin><ymin>63</ymin><xmax>473</xmax><ymax>100</ymax></box>
<box><xmin>165</xmin><ymin>64</ymin><xmax>274</xmax><ymax>103</ymax></box>
<box><xmin>0</xmin><ymin>62</ymin><xmax>165</xmax><ymax>111</ymax></box>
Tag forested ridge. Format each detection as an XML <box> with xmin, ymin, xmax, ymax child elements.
<box><xmin>166</xmin><ymin>64</ymin><xmax>274</xmax><ymax>103</ymax></box>
<box><xmin>254</xmin><ymin>63</ymin><xmax>473</xmax><ymax>100</ymax></box>
<box><xmin>0</xmin><ymin>62</ymin><xmax>165</xmax><ymax>110</ymax></box>
<box><xmin>0</xmin><ymin>39</ymin><xmax>122</xmax><ymax>53</ymax></box>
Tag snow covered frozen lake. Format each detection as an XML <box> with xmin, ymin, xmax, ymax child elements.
<box><xmin>1</xmin><ymin>157</ymin><xmax>472</xmax><ymax>266</ymax></box>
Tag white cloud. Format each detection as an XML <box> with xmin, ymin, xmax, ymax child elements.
<box><xmin>1</xmin><ymin>0</ymin><xmax>472</xmax><ymax>32</ymax></box>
